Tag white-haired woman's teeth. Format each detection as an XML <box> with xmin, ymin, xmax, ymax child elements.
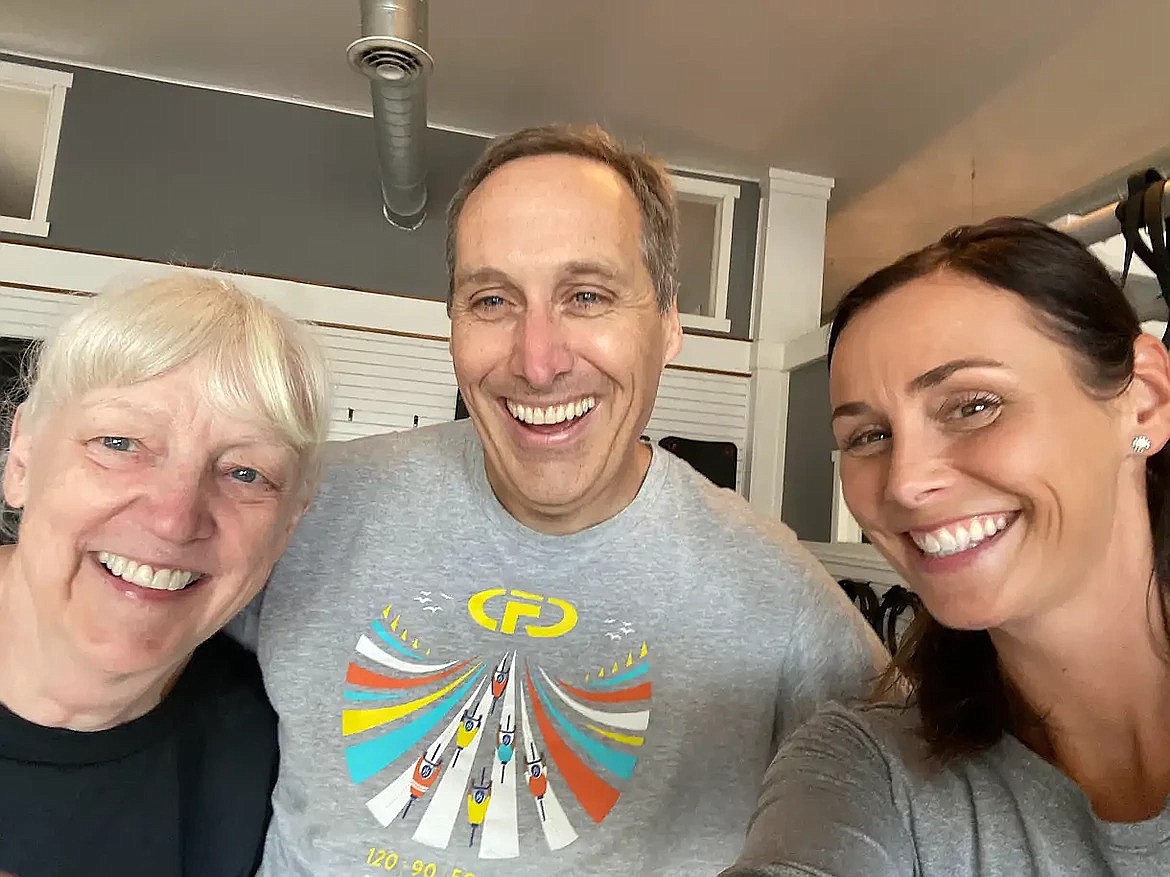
<box><xmin>910</xmin><ymin>514</ymin><xmax>1014</xmax><ymax>558</ymax></box>
<box><xmin>507</xmin><ymin>396</ymin><xmax>596</xmax><ymax>425</ymax></box>
<box><xmin>98</xmin><ymin>551</ymin><xmax>200</xmax><ymax>591</ymax></box>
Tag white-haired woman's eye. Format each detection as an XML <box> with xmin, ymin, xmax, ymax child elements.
<box><xmin>230</xmin><ymin>466</ymin><xmax>259</xmax><ymax>484</ymax></box>
<box><xmin>100</xmin><ymin>436</ymin><xmax>137</xmax><ymax>453</ymax></box>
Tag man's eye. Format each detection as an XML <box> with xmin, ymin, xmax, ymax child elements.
<box><xmin>472</xmin><ymin>295</ymin><xmax>505</xmax><ymax>310</ymax></box>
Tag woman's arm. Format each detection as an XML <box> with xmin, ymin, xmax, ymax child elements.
<box><xmin>721</xmin><ymin>706</ymin><xmax>917</xmax><ymax>877</ymax></box>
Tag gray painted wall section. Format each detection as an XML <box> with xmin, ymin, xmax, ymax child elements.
<box><xmin>781</xmin><ymin>358</ymin><xmax>834</xmax><ymax>542</ymax></box>
<box><xmin>0</xmin><ymin>59</ymin><xmax>760</xmax><ymax>337</ymax></box>
<box><xmin>0</xmin><ymin>59</ymin><xmax>483</xmax><ymax>302</ymax></box>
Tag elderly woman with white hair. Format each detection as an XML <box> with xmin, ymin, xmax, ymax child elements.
<box><xmin>0</xmin><ymin>275</ymin><xmax>331</xmax><ymax>877</ymax></box>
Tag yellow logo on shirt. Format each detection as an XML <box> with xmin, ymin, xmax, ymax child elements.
<box><xmin>467</xmin><ymin>588</ymin><xmax>578</xmax><ymax>639</ymax></box>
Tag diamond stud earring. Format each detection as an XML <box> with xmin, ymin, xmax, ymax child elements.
<box><xmin>1133</xmin><ymin>435</ymin><xmax>1153</xmax><ymax>454</ymax></box>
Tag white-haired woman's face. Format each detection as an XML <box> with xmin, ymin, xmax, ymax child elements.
<box><xmin>2</xmin><ymin>358</ymin><xmax>308</xmax><ymax>676</ymax></box>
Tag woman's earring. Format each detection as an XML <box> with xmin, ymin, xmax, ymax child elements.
<box><xmin>1133</xmin><ymin>435</ymin><xmax>1153</xmax><ymax>454</ymax></box>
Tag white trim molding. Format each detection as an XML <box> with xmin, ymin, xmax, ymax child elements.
<box><xmin>672</xmin><ymin>173</ymin><xmax>738</xmax><ymax>335</ymax></box>
<box><xmin>0</xmin><ymin>60</ymin><xmax>74</xmax><ymax>238</ymax></box>
<box><xmin>768</xmin><ymin>168</ymin><xmax>836</xmax><ymax>201</ymax></box>
<box><xmin>0</xmin><ymin>241</ymin><xmax>753</xmax><ymax>375</ymax></box>
<box><xmin>829</xmin><ymin>450</ymin><xmax>864</xmax><ymax>543</ymax></box>
<box><xmin>0</xmin><ymin>61</ymin><xmax>73</xmax><ymax>90</ymax></box>
<box><xmin>678</xmin><ymin>313</ymin><xmax>733</xmax><ymax>334</ymax></box>
<box><xmin>802</xmin><ymin>541</ymin><xmax>903</xmax><ymax>588</ymax></box>
<box><xmin>671</xmin><ymin>175</ymin><xmax>741</xmax><ymax>202</ymax></box>
<box><xmin>747</xmin><ymin>167</ymin><xmax>834</xmax><ymax>517</ymax></box>
<box><xmin>782</xmin><ymin>323</ymin><xmax>831</xmax><ymax>370</ymax></box>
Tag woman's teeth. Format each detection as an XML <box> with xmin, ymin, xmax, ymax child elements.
<box><xmin>910</xmin><ymin>514</ymin><xmax>1015</xmax><ymax>558</ymax></box>
<box><xmin>507</xmin><ymin>396</ymin><xmax>596</xmax><ymax>426</ymax></box>
<box><xmin>98</xmin><ymin>551</ymin><xmax>200</xmax><ymax>591</ymax></box>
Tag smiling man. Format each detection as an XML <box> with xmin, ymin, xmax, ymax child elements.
<box><xmin>448</xmin><ymin>140</ymin><xmax>681</xmax><ymax>535</ymax></box>
<box><xmin>252</xmin><ymin>124</ymin><xmax>888</xmax><ymax>877</ymax></box>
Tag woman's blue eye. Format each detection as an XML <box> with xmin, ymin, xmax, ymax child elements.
<box><xmin>230</xmin><ymin>467</ymin><xmax>259</xmax><ymax>484</ymax></box>
<box><xmin>101</xmin><ymin>436</ymin><xmax>135</xmax><ymax>452</ymax></box>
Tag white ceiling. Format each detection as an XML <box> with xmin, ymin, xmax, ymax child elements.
<box><xmin>1</xmin><ymin>0</ymin><xmax>1169</xmax><ymax>309</ymax></box>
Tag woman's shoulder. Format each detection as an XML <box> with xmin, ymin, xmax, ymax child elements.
<box><xmin>787</xmin><ymin>699</ymin><xmax>1025</xmax><ymax>800</ymax></box>
<box><xmin>778</xmin><ymin>700</ymin><xmax>937</xmax><ymax>785</ymax></box>
<box><xmin>789</xmin><ymin>700</ymin><xmax>924</xmax><ymax>749</ymax></box>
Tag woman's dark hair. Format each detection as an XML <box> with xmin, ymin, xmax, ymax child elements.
<box><xmin>828</xmin><ymin>216</ymin><xmax>1170</xmax><ymax>760</ymax></box>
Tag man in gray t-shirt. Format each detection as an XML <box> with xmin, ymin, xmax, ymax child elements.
<box><xmin>253</xmin><ymin>123</ymin><xmax>887</xmax><ymax>877</ymax></box>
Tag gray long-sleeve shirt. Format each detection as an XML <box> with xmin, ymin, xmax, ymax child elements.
<box><xmin>724</xmin><ymin>701</ymin><xmax>1170</xmax><ymax>877</ymax></box>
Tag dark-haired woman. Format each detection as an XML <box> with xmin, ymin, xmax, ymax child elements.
<box><xmin>724</xmin><ymin>217</ymin><xmax>1170</xmax><ymax>876</ymax></box>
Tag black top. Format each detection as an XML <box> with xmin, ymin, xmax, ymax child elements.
<box><xmin>0</xmin><ymin>633</ymin><xmax>278</xmax><ymax>877</ymax></box>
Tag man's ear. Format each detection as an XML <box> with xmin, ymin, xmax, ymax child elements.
<box><xmin>3</xmin><ymin>403</ymin><xmax>33</xmax><ymax>510</ymax></box>
<box><xmin>1126</xmin><ymin>332</ymin><xmax>1170</xmax><ymax>454</ymax></box>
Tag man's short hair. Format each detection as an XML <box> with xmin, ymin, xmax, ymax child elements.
<box><xmin>446</xmin><ymin>123</ymin><xmax>679</xmax><ymax>313</ymax></box>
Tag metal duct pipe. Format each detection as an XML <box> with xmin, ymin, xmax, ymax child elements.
<box><xmin>346</xmin><ymin>0</ymin><xmax>432</xmax><ymax>230</ymax></box>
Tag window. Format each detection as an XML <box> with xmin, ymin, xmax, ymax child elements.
<box><xmin>671</xmin><ymin>174</ymin><xmax>739</xmax><ymax>333</ymax></box>
<box><xmin>0</xmin><ymin>61</ymin><xmax>72</xmax><ymax>237</ymax></box>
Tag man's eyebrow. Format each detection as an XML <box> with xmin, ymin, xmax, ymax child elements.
<box><xmin>560</xmin><ymin>260</ymin><xmax>622</xmax><ymax>281</ymax></box>
<box><xmin>453</xmin><ymin>267</ymin><xmax>515</xmax><ymax>289</ymax></box>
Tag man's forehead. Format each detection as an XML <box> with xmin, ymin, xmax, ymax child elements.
<box><xmin>461</xmin><ymin>156</ymin><xmax>636</xmax><ymax>227</ymax></box>
<box><xmin>481</xmin><ymin>153</ymin><xmax>627</xmax><ymax>191</ymax></box>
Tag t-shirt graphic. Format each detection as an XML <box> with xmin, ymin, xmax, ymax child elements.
<box><xmin>341</xmin><ymin>584</ymin><xmax>652</xmax><ymax>866</ymax></box>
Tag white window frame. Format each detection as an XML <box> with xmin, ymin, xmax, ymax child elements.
<box><xmin>0</xmin><ymin>61</ymin><xmax>73</xmax><ymax>238</ymax></box>
<box><xmin>670</xmin><ymin>174</ymin><xmax>739</xmax><ymax>334</ymax></box>
<box><xmin>829</xmin><ymin>449</ymin><xmax>864</xmax><ymax>543</ymax></box>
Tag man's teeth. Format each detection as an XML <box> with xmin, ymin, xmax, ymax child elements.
<box><xmin>910</xmin><ymin>514</ymin><xmax>1013</xmax><ymax>558</ymax></box>
<box><xmin>98</xmin><ymin>551</ymin><xmax>199</xmax><ymax>591</ymax></box>
<box><xmin>507</xmin><ymin>396</ymin><xmax>596</xmax><ymax>426</ymax></box>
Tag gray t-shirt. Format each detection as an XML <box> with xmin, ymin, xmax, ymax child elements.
<box><xmin>724</xmin><ymin>701</ymin><xmax>1170</xmax><ymax>876</ymax></box>
<box><xmin>254</xmin><ymin>421</ymin><xmax>887</xmax><ymax>876</ymax></box>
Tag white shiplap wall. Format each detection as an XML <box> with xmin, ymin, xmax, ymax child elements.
<box><xmin>646</xmin><ymin>368</ymin><xmax>750</xmax><ymax>490</ymax></box>
<box><xmin>315</xmin><ymin>325</ymin><xmax>458</xmax><ymax>441</ymax></box>
<box><xmin>0</xmin><ymin>284</ymin><xmax>86</xmax><ymax>340</ymax></box>
<box><xmin>0</xmin><ymin>280</ymin><xmax>752</xmax><ymax>490</ymax></box>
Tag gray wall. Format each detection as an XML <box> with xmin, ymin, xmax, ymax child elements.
<box><xmin>781</xmin><ymin>358</ymin><xmax>834</xmax><ymax>541</ymax></box>
<box><xmin>0</xmin><ymin>58</ymin><xmax>760</xmax><ymax>337</ymax></box>
<box><xmin>0</xmin><ymin>58</ymin><xmax>484</xmax><ymax>302</ymax></box>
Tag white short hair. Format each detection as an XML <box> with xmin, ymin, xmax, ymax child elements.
<box><xmin>22</xmin><ymin>273</ymin><xmax>332</xmax><ymax>490</ymax></box>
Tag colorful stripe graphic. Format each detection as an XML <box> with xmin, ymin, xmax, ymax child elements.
<box><xmin>524</xmin><ymin>668</ymin><xmax>620</xmax><ymax>824</ymax></box>
<box><xmin>344</xmin><ymin>665</ymin><xmax>486</xmax><ymax>783</ymax></box>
